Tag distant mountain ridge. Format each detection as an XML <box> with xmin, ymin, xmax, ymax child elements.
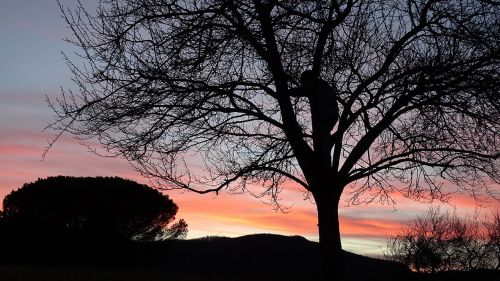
<box><xmin>159</xmin><ymin>233</ymin><xmax>411</xmax><ymax>281</ymax></box>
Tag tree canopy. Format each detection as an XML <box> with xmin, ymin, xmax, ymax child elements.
<box><xmin>50</xmin><ymin>0</ymin><xmax>500</xmax><ymax>202</ymax></box>
<box><xmin>0</xmin><ymin>176</ymin><xmax>187</xmax><ymax>241</ymax></box>
<box><xmin>49</xmin><ymin>0</ymin><xmax>500</xmax><ymax>278</ymax></box>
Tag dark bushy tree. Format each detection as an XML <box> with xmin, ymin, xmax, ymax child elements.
<box><xmin>0</xmin><ymin>176</ymin><xmax>187</xmax><ymax>242</ymax></box>
<box><xmin>49</xmin><ymin>0</ymin><xmax>500</xmax><ymax>278</ymax></box>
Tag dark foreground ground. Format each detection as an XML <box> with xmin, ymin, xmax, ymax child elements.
<box><xmin>0</xmin><ymin>234</ymin><xmax>498</xmax><ymax>281</ymax></box>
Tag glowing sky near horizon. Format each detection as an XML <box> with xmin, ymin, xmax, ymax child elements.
<box><xmin>1</xmin><ymin>0</ymin><xmax>499</xmax><ymax>257</ymax></box>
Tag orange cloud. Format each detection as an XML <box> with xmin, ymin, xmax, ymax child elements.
<box><xmin>340</xmin><ymin>216</ymin><xmax>402</xmax><ymax>239</ymax></box>
<box><xmin>167</xmin><ymin>191</ymin><xmax>319</xmax><ymax>238</ymax></box>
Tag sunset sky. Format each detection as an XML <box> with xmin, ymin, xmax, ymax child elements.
<box><xmin>1</xmin><ymin>0</ymin><xmax>499</xmax><ymax>257</ymax></box>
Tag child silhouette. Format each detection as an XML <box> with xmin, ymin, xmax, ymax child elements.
<box><xmin>290</xmin><ymin>70</ymin><xmax>339</xmax><ymax>158</ymax></box>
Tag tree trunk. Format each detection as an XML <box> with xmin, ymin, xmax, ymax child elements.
<box><xmin>315</xmin><ymin>192</ymin><xmax>344</xmax><ymax>280</ymax></box>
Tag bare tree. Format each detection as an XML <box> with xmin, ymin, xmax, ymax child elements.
<box><xmin>385</xmin><ymin>207</ymin><xmax>500</xmax><ymax>272</ymax></box>
<box><xmin>48</xmin><ymin>0</ymin><xmax>500</xmax><ymax>278</ymax></box>
<box><xmin>451</xmin><ymin>213</ymin><xmax>491</xmax><ymax>271</ymax></box>
<box><xmin>385</xmin><ymin>208</ymin><xmax>453</xmax><ymax>272</ymax></box>
<box><xmin>485</xmin><ymin>210</ymin><xmax>500</xmax><ymax>270</ymax></box>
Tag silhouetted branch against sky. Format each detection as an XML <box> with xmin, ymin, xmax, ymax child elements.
<box><xmin>48</xmin><ymin>0</ymin><xmax>500</xmax><ymax>209</ymax></box>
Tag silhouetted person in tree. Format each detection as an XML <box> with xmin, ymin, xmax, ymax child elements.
<box><xmin>290</xmin><ymin>70</ymin><xmax>339</xmax><ymax>166</ymax></box>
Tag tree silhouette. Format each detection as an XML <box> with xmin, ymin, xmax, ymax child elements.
<box><xmin>49</xmin><ymin>0</ymin><xmax>500</xmax><ymax>278</ymax></box>
<box><xmin>0</xmin><ymin>176</ymin><xmax>187</xmax><ymax>242</ymax></box>
<box><xmin>385</xmin><ymin>207</ymin><xmax>500</xmax><ymax>272</ymax></box>
<box><xmin>485</xmin><ymin>210</ymin><xmax>500</xmax><ymax>270</ymax></box>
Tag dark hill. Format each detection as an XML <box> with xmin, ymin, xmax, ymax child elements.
<box><xmin>0</xmin><ymin>233</ymin><xmax>410</xmax><ymax>281</ymax></box>
<box><xmin>156</xmin><ymin>233</ymin><xmax>411</xmax><ymax>281</ymax></box>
